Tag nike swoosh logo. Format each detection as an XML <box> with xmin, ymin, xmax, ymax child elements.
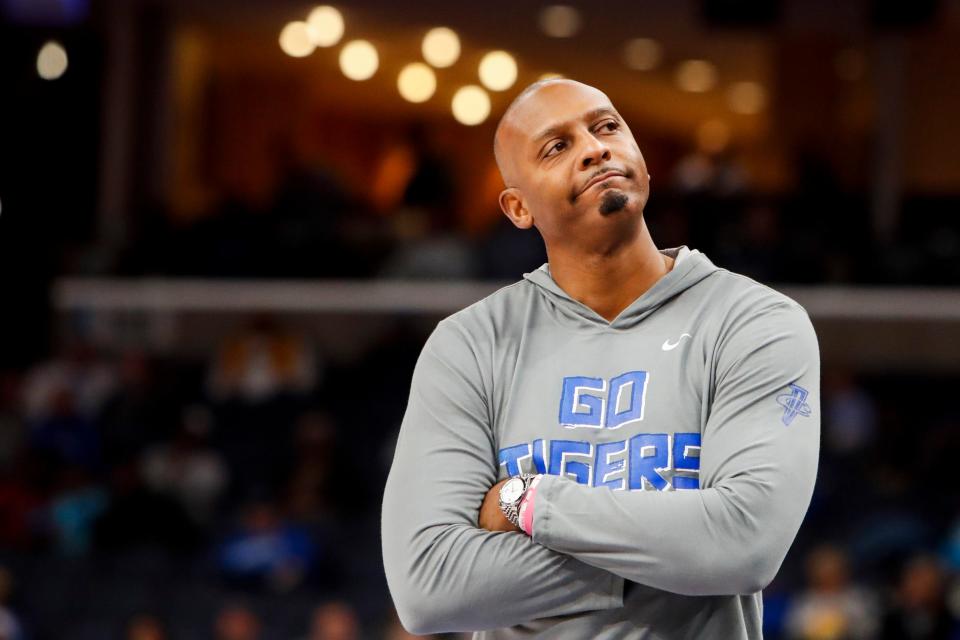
<box><xmin>662</xmin><ymin>333</ymin><xmax>692</xmax><ymax>351</ymax></box>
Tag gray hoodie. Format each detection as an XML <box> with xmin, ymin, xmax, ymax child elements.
<box><xmin>382</xmin><ymin>247</ymin><xmax>820</xmax><ymax>639</ymax></box>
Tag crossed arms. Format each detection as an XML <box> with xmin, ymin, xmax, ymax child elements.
<box><xmin>381</xmin><ymin>303</ymin><xmax>819</xmax><ymax>634</ymax></box>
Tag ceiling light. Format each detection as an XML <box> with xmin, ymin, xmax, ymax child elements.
<box><xmin>37</xmin><ymin>40</ymin><xmax>68</xmax><ymax>79</ymax></box>
<box><xmin>422</xmin><ymin>27</ymin><xmax>460</xmax><ymax>68</ymax></box>
<box><xmin>307</xmin><ymin>5</ymin><xmax>344</xmax><ymax>47</ymax></box>
<box><xmin>539</xmin><ymin>5</ymin><xmax>581</xmax><ymax>38</ymax></box>
<box><xmin>452</xmin><ymin>85</ymin><xmax>491</xmax><ymax>125</ymax></box>
<box><xmin>727</xmin><ymin>81</ymin><xmax>767</xmax><ymax>115</ymax></box>
<box><xmin>478</xmin><ymin>50</ymin><xmax>517</xmax><ymax>92</ymax></box>
<box><xmin>279</xmin><ymin>21</ymin><xmax>316</xmax><ymax>58</ymax></box>
<box><xmin>339</xmin><ymin>39</ymin><xmax>378</xmax><ymax>81</ymax></box>
<box><xmin>623</xmin><ymin>38</ymin><xmax>662</xmax><ymax>71</ymax></box>
<box><xmin>676</xmin><ymin>59</ymin><xmax>718</xmax><ymax>93</ymax></box>
<box><xmin>398</xmin><ymin>62</ymin><xmax>437</xmax><ymax>103</ymax></box>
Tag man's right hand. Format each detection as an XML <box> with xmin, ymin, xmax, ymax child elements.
<box><xmin>479</xmin><ymin>479</ymin><xmax>521</xmax><ymax>533</ymax></box>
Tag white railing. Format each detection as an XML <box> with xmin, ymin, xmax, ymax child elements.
<box><xmin>51</xmin><ymin>278</ymin><xmax>960</xmax><ymax>321</ymax></box>
<box><xmin>50</xmin><ymin>278</ymin><xmax>960</xmax><ymax>370</ymax></box>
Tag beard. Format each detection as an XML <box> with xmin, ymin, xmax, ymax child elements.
<box><xmin>598</xmin><ymin>190</ymin><xmax>629</xmax><ymax>215</ymax></box>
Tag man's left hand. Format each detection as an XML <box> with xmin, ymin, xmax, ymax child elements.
<box><xmin>479</xmin><ymin>478</ymin><xmax>521</xmax><ymax>532</ymax></box>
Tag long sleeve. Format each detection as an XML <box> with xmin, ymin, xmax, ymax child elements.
<box><xmin>530</xmin><ymin>301</ymin><xmax>821</xmax><ymax>596</ymax></box>
<box><xmin>381</xmin><ymin>320</ymin><xmax>624</xmax><ymax>635</ymax></box>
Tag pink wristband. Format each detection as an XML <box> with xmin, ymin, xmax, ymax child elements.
<box><xmin>518</xmin><ymin>475</ymin><xmax>543</xmax><ymax>536</ymax></box>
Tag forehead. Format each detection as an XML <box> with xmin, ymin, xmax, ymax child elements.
<box><xmin>509</xmin><ymin>82</ymin><xmax>615</xmax><ymax>144</ymax></box>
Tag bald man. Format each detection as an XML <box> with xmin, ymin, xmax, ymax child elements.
<box><xmin>382</xmin><ymin>79</ymin><xmax>820</xmax><ymax>639</ymax></box>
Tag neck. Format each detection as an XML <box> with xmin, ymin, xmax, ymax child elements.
<box><xmin>545</xmin><ymin>220</ymin><xmax>673</xmax><ymax>322</ymax></box>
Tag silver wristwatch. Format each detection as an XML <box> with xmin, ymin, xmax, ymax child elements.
<box><xmin>498</xmin><ymin>474</ymin><xmax>537</xmax><ymax>528</ymax></box>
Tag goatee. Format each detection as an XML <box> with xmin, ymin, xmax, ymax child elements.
<box><xmin>599</xmin><ymin>191</ymin><xmax>629</xmax><ymax>215</ymax></box>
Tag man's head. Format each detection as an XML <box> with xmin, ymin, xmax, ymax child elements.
<box><xmin>493</xmin><ymin>79</ymin><xmax>650</xmax><ymax>252</ymax></box>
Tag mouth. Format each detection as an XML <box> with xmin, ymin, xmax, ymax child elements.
<box><xmin>580</xmin><ymin>170</ymin><xmax>626</xmax><ymax>195</ymax></box>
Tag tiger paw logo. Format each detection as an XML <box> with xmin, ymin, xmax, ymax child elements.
<box><xmin>777</xmin><ymin>383</ymin><xmax>811</xmax><ymax>426</ymax></box>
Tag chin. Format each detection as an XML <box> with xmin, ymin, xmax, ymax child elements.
<box><xmin>598</xmin><ymin>189</ymin><xmax>631</xmax><ymax>216</ymax></box>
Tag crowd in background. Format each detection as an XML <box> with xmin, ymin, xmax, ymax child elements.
<box><xmin>0</xmin><ymin>320</ymin><xmax>415</xmax><ymax>639</ymax></box>
<box><xmin>4</xmin><ymin>48</ymin><xmax>960</xmax><ymax>639</ymax></box>
<box><xmin>100</xmin><ymin>143</ymin><xmax>960</xmax><ymax>288</ymax></box>
<box><xmin>5</xmin><ymin>2</ymin><xmax>960</xmax><ymax>638</ymax></box>
<box><xmin>0</xmin><ymin>312</ymin><xmax>958</xmax><ymax>639</ymax></box>
<box><xmin>4</xmin><ymin>144</ymin><xmax>960</xmax><ymax>638</ymax></box>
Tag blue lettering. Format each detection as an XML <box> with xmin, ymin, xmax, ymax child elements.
<box><xmin>499</xmin><ymin>433</ymin><xmax>701</xmax><ymax>492</ymax></box>
<box><xmin>672</xmin><ymin>433</ymin><xmax>701</xmax><ymax>489</ymax></box>
<box><xmin>628</xmin><ymin>433</ymin><xmax>669</xmax><ymax>491</ymax></box>
<box><xmin>593</xmin><ymin>440</ymin><xmax>627</xmax><ymax>490</ymax></box>
<box><xmin>548</xmin><ymin>440</ymin><xmax>592</xmax><ymax>485</ymax></box>
<box><xmin>498</xmin><ymin>443</ymin><xmax>531</xmax><ymax>476</ymax></box>
<box><xmin>532</xmin><ymin>438</ymin><xmax>547</xmax><ymax>474</ymax></box>
<box><xmin>606</xmin><ymin>371</ymin><xmax>649</xmax><ymax>429</ymax></box>
<box><xmin>559</xmin><ymin>376</ymin><xmax>605</xmax><ymax>428</ymax></box>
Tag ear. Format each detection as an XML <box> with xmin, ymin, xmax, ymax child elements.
<box><xmin>498</xmin><ymin>188</ymin><xmax>533</xmax><ymax>230</ymax></box>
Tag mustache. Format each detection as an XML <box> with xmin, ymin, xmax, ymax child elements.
<box><xmin>569</xmin><ymin>166</ymin><xmax>636</xmax><ymax>203</ymax></box>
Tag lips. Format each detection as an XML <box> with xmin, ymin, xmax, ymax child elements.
<box><xmin>581</xmin><ymin>170</ymin><xmax>626</xmax><ymax>194</ymax></box>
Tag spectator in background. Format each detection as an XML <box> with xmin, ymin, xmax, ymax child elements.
<box><xmin>714</xmin><ymin>201</ymin><xmax>786</xmax><ymax>283</ymax></box>
<box><xmin>207</xmin><ymin>315</ymin><xmax>319</xmax><ymax>501</ymax></box>
<box><xmin>378</xmin><ymin>125</ymin><xmax>478</xmax><ymax>280</ymax></box>
<box><xmin>670</xmin><ymin>145</ymin><xmax>748</xmax><ymax>196</ymax></box>
<box><xmin>0</xmin><ymin>373</ymin><xmax>44</xmax><ymax>552</ymax></box>
<box><xmin>21</xmin><ymin>340</ymin><xmax>117</xmax><ymax>422</ymax></box>
<box><xmin>206</xmin><ymin>315</ymin><xmax>318</xmax><ymax>405</ymax></box>
<box><xmin>301</xmin><ymin>601</ymin><xmax>359</xmax><ymax>640</ymax></box>
<box><xmin>823</xmin><ymin>370</ymin><xmax>877</xmax><ymax>459</ymax></box>
<box><xmin>378</xmin><ymin>206</ymin><xmax>479</xmax><ymax>280</ymax></box>
<box><xmin>214</xmin><ymin>604</ymin><xmax>261</xmax><ymax>640</ymax></box>
<box><xmin>915</xmin><ymin>414</ymin><xmax>960</xmax><ymax>514</ymax></box>
<box><xmin>284</xmin><ymin>411</ymin><xmax>337</xmax><ymax>523</ymax></box>
<box><xmin>94</xmin><ymin>462</ymin><xmax>198</xmax><ymax>552</ymax></box>
<box><xmin>99</xmin><ymin>349</ymin><xmax>171</xmax><ymax>466</ymax></box>
<box><xmin>0</xmin><ymin>455</ymin><xmax>45</xmax><ymax>550</ymax></box>
<box><xmin>785</xmin><ymin>545</ymin><xmax>879</xmax><ymax>640</ymax></box>
<box><xmin>46</xmin><ymin>467</ymin><xmax>108</xmax><ymax>556</ymax></box>
<box><xmin>217</xmin><ymin>501</ymin><xmax>317</xmax><ymax>593</ymax></box>
<box><xmin>474</xmin><ymin>215</ymin><xmax>547</xmax><ymax>280</ymax></box>
<box><xmin>26</xmin><ymin>387</ymin><xmax>100</xmax><ymax>472</ymax></box>
<box><xmin>270</xmin><ymin>138</ymin><xmax>381</xmax><ymax>278</ymax></box>
<box><xmin>944</xmin><ymin>515</ymin><xmax>960</xmax><ymax>571</ymax></box>
<box><xmin>141</xmin><ymin>404</ymin><xmax>228</xmax><ymax>529</ymax></box>
<box><xmin>880</xmin><ymin>555</ymin><xmax>958</xmax><ymax>639</ymax></box>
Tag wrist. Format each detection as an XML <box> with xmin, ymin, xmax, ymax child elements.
<box><xmin>498</xmin><ymin>474</ymin><xmax>539</xmax><ymax>531</ymax></box>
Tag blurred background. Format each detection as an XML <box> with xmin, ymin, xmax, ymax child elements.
<box><xmin>1</xmin><ymin>0</ymin><xmax>960</xmax><ymax>638</ymax></box>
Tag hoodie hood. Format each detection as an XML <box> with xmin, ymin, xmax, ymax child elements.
<box><xmin>522</xmin><ymin>246</ymin><xmax>721</xmax><ymax>330</ymax></box>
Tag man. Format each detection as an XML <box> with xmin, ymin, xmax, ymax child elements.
<box><xmin>382</xmin><ymin>79</ymin><xmax>820</xmax><ymax>638</ymax></box>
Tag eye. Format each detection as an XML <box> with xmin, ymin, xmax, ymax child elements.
<box><xmin>597</xmin><ymin>120</ymin><xmax>620</xmax><ymax>133</ymax></box>
<box><xmin>544</xmin><ymin>140</ymin><xmax>567</xmax><ymax>158</ymax></box>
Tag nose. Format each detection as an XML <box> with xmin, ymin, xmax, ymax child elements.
<box><xmin>579</xmin><ymin>135</ymin><xmax>611</xmax><ymax>170</ymax></box>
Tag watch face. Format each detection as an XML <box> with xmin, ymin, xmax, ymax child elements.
<box><xmin>500</xmin><ymin>478</ymin><xmax>525</xmax><ymax>504</ymax></box>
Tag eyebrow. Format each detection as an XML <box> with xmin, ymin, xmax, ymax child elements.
<box><xmin>531</xmin><ymin>106</ymin><xmax>619</xmax><ymax>150</ymax></box>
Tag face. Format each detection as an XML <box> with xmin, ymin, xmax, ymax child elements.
<box><xmin>497</xmin><ymin>81</ymin><xmax>650</xmax><ymax>249</ymax></box>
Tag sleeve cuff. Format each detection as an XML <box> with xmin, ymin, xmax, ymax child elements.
<box><xmin>530</xmin><ymin>473</ymin><xmax>558</xmax><ymax>547</ymax></box>
<box><xmin>518</xmin><ymin>474</ymin><xmax>543</xmax><ymax>535</ymax></box>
